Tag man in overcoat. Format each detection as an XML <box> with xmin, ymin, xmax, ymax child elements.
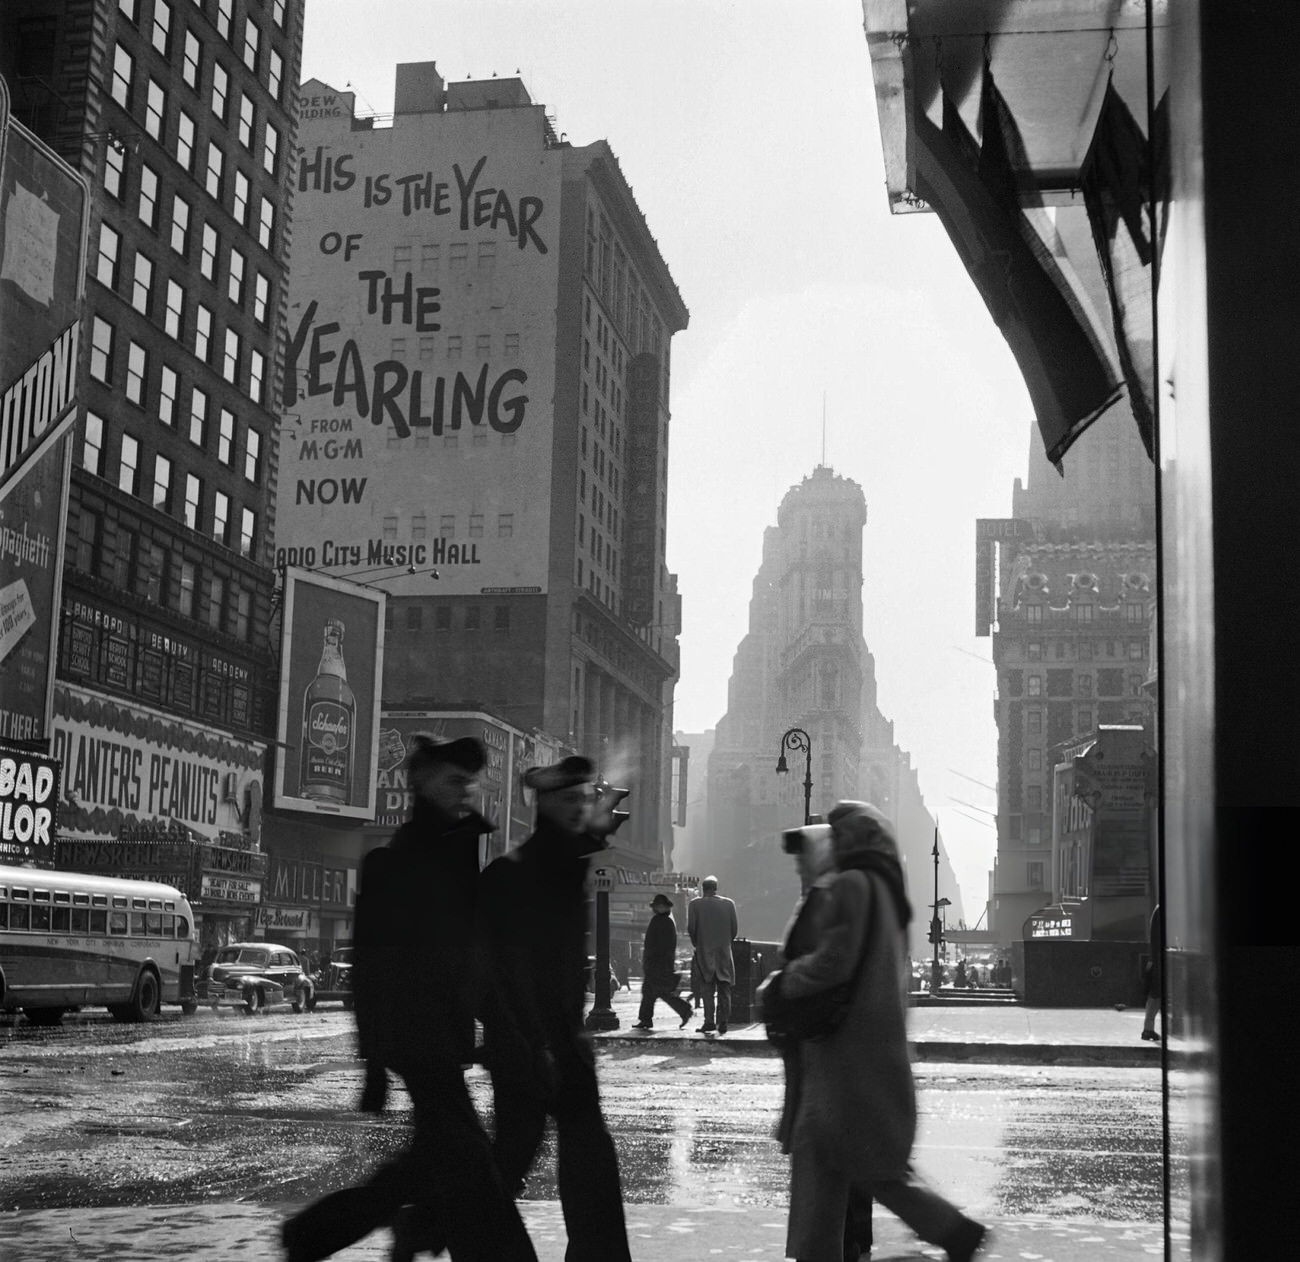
<box><xmin>281</xmin><ymin>736</ymin><xmax>535</xmax><ymax>1262</ymax></box>
<box><xmin>687</xmin><ymin>875</ymin><xmax>739</xmax><ymax>1033</ymax></box>
<box><xmin>478</xmin><ymin>755</ymin><xmax>633</xmax><ymax>1262</ymax></box>
<box><xmin>632</xmin><ymin>893</ymin><xmax>693</xmax><ymax>1030</ymax></box>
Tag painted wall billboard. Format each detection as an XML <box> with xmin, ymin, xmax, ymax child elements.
<box><xmin>274</xmin><ymin>81</ymin><xmax>561</xmax><ymax>598</ymax></box>
<box><xmin>49</xmin><ymin>682</ymin><xmax>265</xmax><ymax>842</ymax></box>
<box><xmin>0</xmin><ymin>743</ymin><xmax>59</xmax><ymax>863</ymax></box>
<box><xmin>1</xmin><ymin>88</ymin><xmax>89</xmax><ymax>744</ymax></box>
<box><xmin>274</xmin><ymin>566</ymin><xmax>384</xmax><ymax>819</ymax></box>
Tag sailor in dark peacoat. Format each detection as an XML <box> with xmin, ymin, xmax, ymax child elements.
<box><xmin>478</xmin><ymin>755</ymin><xmax>633</xmax><ymax>1262</ymax></box>
<box><xmin>282</xmin><ymin>736</ymin><xmax>535</xmax><ymax>1262</ymax></box>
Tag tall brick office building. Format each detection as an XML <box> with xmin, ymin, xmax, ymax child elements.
<box><xmin>982</xmin><ymin>419</ymin><xmax>1156</xmax><ymax>940</ymax></box>
<box><xmin>1</xmin><ymin>0</ymin><xmax>304</xmax><ymax>943</ymax></box>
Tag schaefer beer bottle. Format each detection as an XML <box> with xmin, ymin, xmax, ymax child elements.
<box><xmin>300</xmin><ymin>619</ymin><xmax>355</xmax><ymax>803</ymax></box>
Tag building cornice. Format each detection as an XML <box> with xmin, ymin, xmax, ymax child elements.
<box><xmin>573</xmin><ymin>143</ymin><xmax>689</xmax><ymax>333</ymax></box>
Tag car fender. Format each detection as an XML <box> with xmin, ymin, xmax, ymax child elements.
<box><xmin>236</xmin><ymin>973</ymin><xmax>285</xmax><ymax>998</ymax></box>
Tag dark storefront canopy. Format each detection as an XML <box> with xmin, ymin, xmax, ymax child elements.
<box><xmin>864</xmin><ymin>0</ymin><xmax>1168</xmax><ymax>465</ymax></box>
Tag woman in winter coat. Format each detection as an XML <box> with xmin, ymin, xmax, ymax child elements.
<box><xmin>778</xmin><ymin>801</ymin><xmax>987</xmax><ymax>1262</ymax></box>
<box><xmin>774</xmin><ymin>823</ymin><xmax>874</xmax><ymax>1261</ymax></box>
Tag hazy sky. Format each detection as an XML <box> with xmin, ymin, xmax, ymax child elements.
<box><xmin>301</xmin><ymin>0</ymin><xmax>1037</xmax><ymax>914</ymax></box>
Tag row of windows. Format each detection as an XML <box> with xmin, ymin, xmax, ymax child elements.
<box><xmin>582</xmin><ymin>330</ymin><xmax>625</xmax><ymax>422</ymax></box>
<box><xmin>380</xmin><ymin>330</ymin><xmax>522</xmax><ymax>360</ymax></box>
<box><xmin>71</xmin><ymin>508</ymin><xmax>256</xmax><ymax>638</ymax></box>
<box><xmin>385</xmin><ymin>604</ymin><xmax>512</xmax><ymax>633</ymax></box>
<box><xmin>1020</xmin><ymin>602</ymin><xmax>1149</xmax><ymax>625</ymax></box>
<box><xmin>584</xmin><ymin>206</ymin><xmax>669</xmax><ymax>380</ymax></box>
<box><xmin>378</xmin><ymin>513</ymin><xmax>514</xmax><ymax>541</ymax></box>
<box><xmin>0</xmin><ymin>877</ymin><xmax>188</xmax><ymax>935</ymax></box>
<box><xmin>383</xmin><ymin>431</ymin><xmax>518</xmax><ymax>451</ymax></box>
<box><xmin>84</xmin><ymin>334</ymin><xmax>264</xmax><ymax>480</ymax></box>
<box><xmin>89</xmin><ymin>308</ymin><xmax>267</xmax><ymax>408</ymax></box>
<box><xmin>580</xmin><ymin>426</ymin><xmax>622</xmax><ymax>497</ymax></box>
<box><xmin>1022</xmin><ymin>638</ymin><xmax>1148</xmax><ymax>661</ymax></box>
<box><xmin>106</xmin><ymin>48</ymin><xmax>280</xmax><ymax>255</ymax></box>
<box><xmin>388</xmin><ymin>240</ymin><xmax>499</xmax><ymax>269</ymax></box>
<box><xmin>1020</xmin><ymin>704</ymin><xmax>1146</xmax><ymax>736</ymax></box>
<box><xmin>575</xmin><ymin>559</ymin><xmax>620</xmax><ymax>614</ymax></box>
<box><xmin>571</xmin><ymin>614</ymin><xmax>652</xmax><ymax>689</ymax></box>
<box><xmin>1022</xmin><ymin>672</ymin><xmax>1146</xmax><ymax>697</ymax></box>
<box><xmin>99</xmin><ymin>156</ymin><xmax>275</xmax><ymax>330</ymax></box>
<box><xmin>118</xmin><ymin>0</ymin><xmax>287</xmax><ymax>105</ymax></box>
<box><xmin>579</xmin><ymin>472</ymin><xmax>621</xmax><ymax>544</ymax></box>
<box><xmin>112</xmin><ymin>40</ymin><xmax>282</xmax><ymax>184</ymax></box>
<box><xmin>577</xmin><ymin>513</ymin><xmax>619</xmax><ymax>580</ymax></box>
<box><xmin>1019</xmin><ymin>637</ymin><xmax>1147</xmax><ymax>660</ymax></box>
<box><xmin>0</xmin><ymin>902</ymin><xmax>189</xmax><ymax>937</ymax></box>
<box><xmin>82</xmin><ymin>422</ymin><xmax>259</xmax><ymax>557</ymax></box>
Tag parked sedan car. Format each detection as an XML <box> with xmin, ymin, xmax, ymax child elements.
<box><xmin>313</xmin><ymin>945</ymin><xmax>355</xmax><ymax>1010</ymax></box>
<box><xmin>198</xmin><ymin>942</ymin><xmax>314</xmax><ymax>1015</ymax></box>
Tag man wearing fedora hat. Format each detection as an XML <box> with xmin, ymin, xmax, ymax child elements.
<box><xmin>282</xmin><ymin>735</ymin><xmax>535</xmax><ymax>1262</ymax></box>
<box><xmin>632</xmin><ymin>893</ymin><xmax>693</xmax><ymax>1030</ymax></box>
<box><xmin>477</xmin><ymin>754</ymin><xmax>633</xmax><ymax>1262</ymax></box>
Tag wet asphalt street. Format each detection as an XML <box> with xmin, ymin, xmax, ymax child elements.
<box><xmin>0</xmin><ymin>1007</ymin><xmax>1162</xmax><ymax>1227</ymax></box>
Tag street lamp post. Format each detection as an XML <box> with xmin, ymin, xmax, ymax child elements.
<box><xmin>929</xmin><ymin>823</ymin><xmax>951</xmax><ymax>995</ymax></box>
<box><xmin>776</xmin><ymin>727</ymin><xmax>814</xmax><ymax>826</ymax></box>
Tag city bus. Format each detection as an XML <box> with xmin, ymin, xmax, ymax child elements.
<box><xmin>0</xmin><ymin>864</ymin><xmax>198</xmax><ymax>1025</ymax></box>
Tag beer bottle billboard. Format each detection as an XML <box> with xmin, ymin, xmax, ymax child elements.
<box><xmin>300</xmin><ymin>619</ymin><xmax>355</xmax><ymax>801</ymax></box>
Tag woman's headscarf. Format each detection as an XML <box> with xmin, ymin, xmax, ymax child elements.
<box><xmin>826</xmin><ymin>801</ymin><xmax>913</xmax><ymax>928</ymax></box>
<box><xmin>784</xmin><ymin>823</ymin><xmax>837</xmax><ymax>895</ymax></box>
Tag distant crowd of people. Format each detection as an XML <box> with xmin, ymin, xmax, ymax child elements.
<box><xmin>953</xmin><ymin>958</ymin><xmax>1012</xmax><ymax>989</ymax></box>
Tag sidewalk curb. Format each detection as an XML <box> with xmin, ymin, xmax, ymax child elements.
<box><xmin>0</xmin><ymin>1201</ymin><xmax>1167</xmax><ymax>1262</ymax></box>
<box><xmin>592</xmin><ymin>1027</ymin><xmax>1161</xmax><ymax>1067</ymax></box>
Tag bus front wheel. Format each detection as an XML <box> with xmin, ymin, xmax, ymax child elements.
<box><xmin>130</xmin><ymin>971</ymin><xmax>160</xmax><ymax>1022</ymax></box>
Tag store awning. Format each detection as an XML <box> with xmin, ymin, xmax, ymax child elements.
<box><xmin>862</xmin><ymin>0</ymin><xmax>1170</xmax><ymax>465</ymax></box>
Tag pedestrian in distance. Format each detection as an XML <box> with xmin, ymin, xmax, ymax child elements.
<box><xmin>1141</xmin><ymin>903</ymin><xmax>1163</xmax><ymax>1043</ymax></box>
<box><xmin>773</xmin><ymin>822</ymin><xmax>874</xmax><ymax>1262</ymax></box>
<box><xmin>280</xmin><ymin>736</ymin><xmax>536</xmax><ymax>1262</ymax></box>
<box><xmin>777</xmin><ymin>802</ymin><xmax>987</xmax><ymax>1262</ymax></box>
<box><xmin>632</xmin><ymin>894</ymin><xmax>694</xmax><ymax>1030</ymax></box>
<box><xmin>477</xmin><ymin>755</ymin><xmax>634</xmax><ymax>1262</ymax></box>
<box><xmin>688</xmin><ymin>875</ymin><xmax>739</xmax><ymax>1034</ymax></box>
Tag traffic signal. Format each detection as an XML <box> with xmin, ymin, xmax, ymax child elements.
<box><xmin>928</xmin><ymin>917</ymin><xmax>944</xmax><ymax>945</ymax></box>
